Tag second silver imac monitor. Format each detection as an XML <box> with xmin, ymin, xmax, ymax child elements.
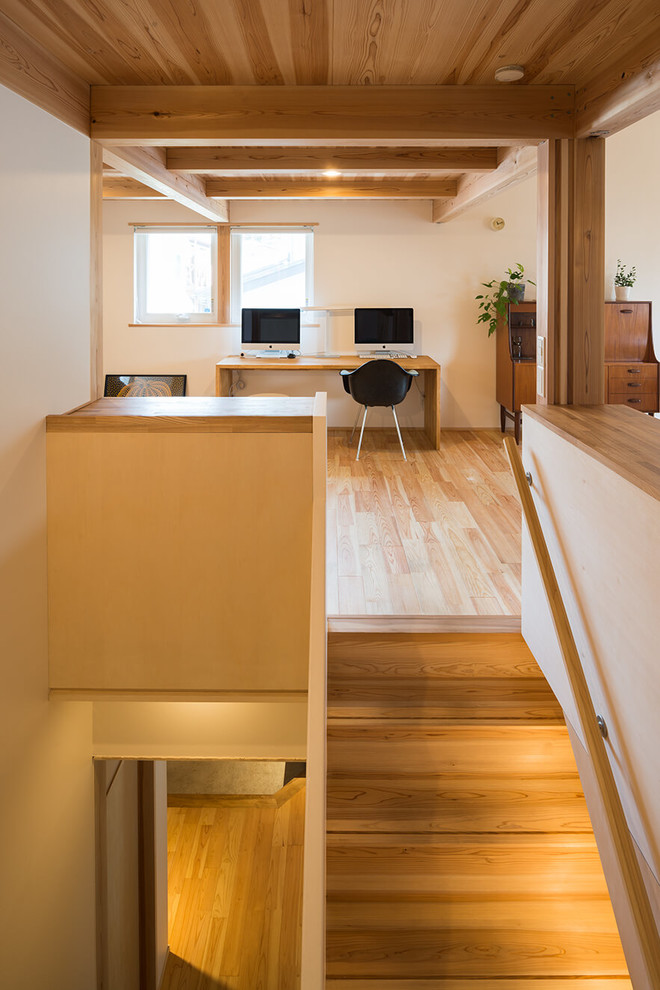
<box><xmin>354</xmin><ymin>307</ymin><xmax>415</xmax><ymax>356</ymax></box>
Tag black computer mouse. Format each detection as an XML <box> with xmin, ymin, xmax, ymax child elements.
<box><xmin>287</xmin><ymin>352</ymin><xmax>297</xmax><ymax>358</ymax></box>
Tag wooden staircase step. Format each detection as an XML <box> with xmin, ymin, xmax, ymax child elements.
<box><xmin>328</xmin><ymin>677</ymin><xmax>562</xmax><ymax>719</ymax></box>
<box><xmin>325</xmin><ymin>630</ymin><xmax>629</xmax><ymax>986</ymax></box>
<box><xmin>325</xmin><ymin>834</ymin><xmax>611</xmax><ymax>897</ymax></box>
<box><xmin>328</xmin><ymin>632</ymin><xmax>544</xmax><ymax>678</ymax></box>
<box><xmin>326</xmin><ymin>928</ymin><xmax>630</xmax><ymax>978</ymax></box>
<box><xmin>326</xmin><ymin>774</ymin><xmax>592</xmax><ymax>833</ymax></box>
<box><xmin>326</xmin><ymin>980</ymin><xmax>633</xmax><ymax>990</ymax></box>
<box><xmin>327</xmin><ymin>723</ymin><xmax>577</xmax><ymax>775</ymax></box>
<box><xmin>326</xmin><ymin>895</ymin><xmax>620</xmax><ymax>932</ymax></box>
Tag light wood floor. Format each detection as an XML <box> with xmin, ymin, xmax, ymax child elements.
<box><xmin>160</xmin><ymin>780</ymin><xmax>305</xmax><ymax>990</ymax></box>
<box><xmin>326</xmin><ymin>429</ymin><xmax>521</xmax><ymax>616</ymax></box>
<box><xmin>326</xmin><ymin>631</ymin><xmax>631</xmax><ymax>987</ymax></box>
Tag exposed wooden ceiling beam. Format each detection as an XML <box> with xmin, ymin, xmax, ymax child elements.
<box><xmin>103</xmin><ymin>176</ymin><xmax>165</xmax><ymax>199</ymax></box>
<box><xmin>575</xmin><ymin>38</ymin><xmax>660</xmax><ymax>138</ymax></box>
<box><xmin>0</xmin><ymin>10</ymin><xmax>89</xmax><ymax>134</ymax></box>
<box><xmin>205</xmin><ymin>177</ymin><xmax>457</xmax><ymax>199</ymax></box>
<box><xmin>91</xmin><ymin>85</ymin><xmax>575</xmax><ymax>145</ymax></box>
<box><xmin>432</xmin><ymin>146</ymin><xmax>537</xmax><ymax>223</ymax></box>
<box><xmin>102</xmin><ymin>145</ymin><xmax>228</xmax><ymax>221</ymax></box>
<box><xmin>166</xmin><ymin>146</ymin><xmax>499</xmax><ymax>172</ymax></box>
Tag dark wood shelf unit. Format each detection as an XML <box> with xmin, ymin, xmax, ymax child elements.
<box><xmin>604</xmin><ymin>301</ymin><xmax>659</xmax><ymax>415</ymax></box>
<box><xmin>496</xmin><ymin>301</ymin><xmax>537</xmax><ymax>443</ymax></box>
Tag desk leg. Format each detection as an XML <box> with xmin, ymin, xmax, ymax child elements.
<box><xmin>424</xmin><ymin>369</ymin><xmax>441</xmax><ymax>449</ymax></box>
<box><xmin>216</xmin><ymin>368</ymin><xmax>233</xmax><ymax>396</ymax></box>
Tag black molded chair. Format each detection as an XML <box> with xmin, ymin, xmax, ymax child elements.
<box><xmin>340</xmin><ymin>359</ymin><xmax>419</xmax><ymax>461</ymax></box>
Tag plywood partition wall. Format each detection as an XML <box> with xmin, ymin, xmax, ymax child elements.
<box><xmin>302</xmin><ymin>391</ymin><xmax>328</xmax><ymax>990</ymax></box>
<box><xmin>47</xmin><ymin>395</ymin><xmax>326</xmax><ymax>698</ymax></box>
<box><xmin>521</xmin><ymin>404</ymin><xmax>660</xmax><ymax>989</ymax></box>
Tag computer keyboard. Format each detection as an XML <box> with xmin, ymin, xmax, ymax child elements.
<box><xmin>247</xmin><ymin>349</ymin><xmax>300</xmax><ymax>359</ymax></box>
<box><xmin>377</xmin><ymin>351</ymin><xmax>417</xmax><ymax>359</ymax></box>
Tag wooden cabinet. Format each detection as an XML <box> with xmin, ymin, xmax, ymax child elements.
<box><xmin>496</xmin><ymin>301</ymin><xmax>536</xmax><ymax>443</ymax></box>
<box><xmin>604</xmin><ymin>301</ymin><xmax>659</xmax><ymax>414</ymax></box>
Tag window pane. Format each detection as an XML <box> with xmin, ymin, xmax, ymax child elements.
<box><xmin>136</xmin><ymin>229</ymin><xmax>216</xmax><ymax>320</ymax></box>
<box><xmin>239</xmin><ymin>231</ymin><xmax>308</xmax><ymax>308</ymax></box>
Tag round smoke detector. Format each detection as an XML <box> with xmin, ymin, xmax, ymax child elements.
<box><xmin>495</xmin><ymin>65</ymin><xmax>525</xmax><ymax>82</ymax></box>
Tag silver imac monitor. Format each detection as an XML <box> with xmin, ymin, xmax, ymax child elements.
<box><xmin>241</xmin><ymin>308</ymin><xmax>301</xmax><ymax>357</ymax></box>
<box><xmin>354</xmin><ymin>307</ymin><xmax>415</xmax><ymax>356</ymax></box>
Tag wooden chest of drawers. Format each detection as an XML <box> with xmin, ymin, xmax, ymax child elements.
<box><xmin>604</xmin><ymin>302</ymin><xmax>659</xmax><ymax>414</ymax></box>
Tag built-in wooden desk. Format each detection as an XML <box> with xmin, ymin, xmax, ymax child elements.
<box><xmin>216</xmin><ymin>354</ymin><xmax>441</xmax><ymax>448</ymax></box>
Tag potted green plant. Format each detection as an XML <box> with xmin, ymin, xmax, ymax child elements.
<box><xmin>614</xmin><ymin>259</ymin><xmax>636</xmax><ymax>301</ymax></box>
<box><xmin>475</xmin><ymin>263</ymin><xmax>534</xmax><ymax>337</ymax></box>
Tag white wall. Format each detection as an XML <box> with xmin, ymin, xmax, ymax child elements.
<box><xmin>606</xmin><ymin>109</ymin><xmax>660</xmax><ymax>355</ymax></box>
<box><xmin>0</xmin><ymin>86</ymin><xmax>96</xmax><ymax>988</ymax></box>
<box><xmin>103</xmin><ymin>186</ymin><xmax>538</xmax><ymax>428</ymax></box>
<box><xmin>93</xmin><ymin>700</ymin><xmax>307</xmax><ymax>759</ymax></box>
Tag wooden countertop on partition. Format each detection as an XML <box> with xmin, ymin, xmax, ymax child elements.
<box><xmin>523</xmin><ymin>404</ymin><xmax>660</xmax><ymax>502</ymax></box>
<box><xmin>46</xmin><ymin>395</ymin><xmax>317</xmax><ymax>433</ymax></box>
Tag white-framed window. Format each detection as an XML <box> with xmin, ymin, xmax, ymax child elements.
<box><xmin>134</xmin><ymin>225</ymin><xmax>217</xmax><ymax>323</ymax></box>
<box><xmin>230</xmin><ymin>227</ymin><xmax>314</xmax><ymax>323</ymax></box>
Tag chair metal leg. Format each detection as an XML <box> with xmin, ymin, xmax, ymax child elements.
<box><xmin>391</xmin><ymin>405</ymin><xmax>407</xmax><ymax>461</ymax></box>
<box><xmin>349</xmin><ymin>404</ymin><xmax>362</xmax><ymax>444</ymax></box>
<box><xmin>356</xmin><ymin>406</ymin><xmax>369</xmax><ymax>460</ymax></box>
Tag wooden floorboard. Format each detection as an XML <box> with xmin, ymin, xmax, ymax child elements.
<box><xmin>161</xmin><ymin>781</ymin><xmax>305</xmax><ymax>990</ymax></box>
<box><xmin>327</xmin><ymin>430</ymin><xmax>521</xmax><ymax>617</ymax></box>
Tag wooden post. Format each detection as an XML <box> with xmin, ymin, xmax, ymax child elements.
<box><xmin>90</xmin><ymin>141</ymin><xmax>104</xmax><ymax>399</ymax></box>
<box><xmin>537</xmin><ymin>137</ymin><xmax>605</xmax><ymax>405</ymax></box>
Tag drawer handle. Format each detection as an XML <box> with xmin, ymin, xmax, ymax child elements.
<box><xmin>627</xmin><ymin>398</ymin><xmax>642</xmax><ymax>404</ymax></box>
<box><xmin>619</xmin><ymin>309</ymin><xmax>634</xmax><ymax>314</ymax></box>
<box><xmin>626</xmin><ymin>368</ymin><xmax>641</xmax><ymax>374</ymax></box>
<box><xmin>627</xmin><ymin>382</ymin><xmax>642</xmax><ymax>388</ymax></box>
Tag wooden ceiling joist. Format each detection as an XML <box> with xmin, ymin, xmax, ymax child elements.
<box><xmin>166</xmin><ymin>146</ymin><xmax>500</xmax><ymax>173</ymax></box>
<box><xmin>91</xmin><ymin>85</ymin><xmax>576</xmax><ymax>145</ymax></box>
<box><xmin>103</xmin><ymin>176</ymin><xmax>165</xmax><ymax>199</ymax></box>
<box><xmin>432</xmin><ymin>146</ymin><xmax>538</xmax><ymax>223</ymax></box>
<box><xmin>0</xmin><ymin>10</ymin><xmax>89</xmax><ymax>135</ymax></box>
<box><xmin>576</xmin><ymin>39</ymin><xmax>660</xmax><ymax>137</ymax></box>
<box><xmin>205</xmin><ymin>177</ymin><xmax>458</xmax><ymax>199</ymax></box>
<box><xmin>101</xmin><ymin>145</ymin><xmax>228</xmax><ymax>222</ymax></box>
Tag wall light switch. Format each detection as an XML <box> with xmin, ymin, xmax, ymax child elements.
<box><xmin>536</xmin><ymin>365</ymin><xmax>545</xmax><ymax>397</ymax></box>
<box><xmin>537</xmin><ymin>335</ymin><xmax>545</xmax><ymax>366</ymax></box>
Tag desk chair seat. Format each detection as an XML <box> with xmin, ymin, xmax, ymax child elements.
<box><xmin>340</xmin><ymin>359</ymin><xmax>419</xmax><ymax>460</ymax></box>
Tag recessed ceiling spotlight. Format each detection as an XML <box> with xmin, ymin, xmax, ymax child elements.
<box><xmin>323</xmin><ymin>169</ymin><xmax>341</xmax><ymax>178</ymax></box>
<box><xmin>494</xmin><ymin>64</ymin><xmax>525</xmax><ymax>82</ymax></box>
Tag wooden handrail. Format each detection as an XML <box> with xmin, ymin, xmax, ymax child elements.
<box><xmin>504</xmin><ymin>435</ymin><xmax>660</xmax><ymax>987</ymax></box>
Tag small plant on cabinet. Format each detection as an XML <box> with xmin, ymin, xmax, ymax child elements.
<box><xmin>475</xmin><ymin>263</ymin><xmax>535</xmax><ymax>337</ymax></box>
<box><xmin>614</xmin><ymin>260</ymin><xmax>636</xmax><ymax>300</ymax></box>
<box><xmin>614</xmin><ymin>260</ymin><xmax>636</xmax><ymax>287</ymax></box>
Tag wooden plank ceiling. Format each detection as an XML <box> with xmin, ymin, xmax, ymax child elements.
<box><xmin>1</xmin><ymin>0</ymin><xmax>659</xmax><ymax>218</ymax></box>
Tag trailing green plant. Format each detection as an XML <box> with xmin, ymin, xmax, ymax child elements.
<box><xmin>475</xmin><ymin>263</ymin><xmax>535</xmax><ymax>337</ymax></box>
<box><xmin>615</xmin><ymin>259</ymin><xmax>637</xmax><ymax>287</ymax></box>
